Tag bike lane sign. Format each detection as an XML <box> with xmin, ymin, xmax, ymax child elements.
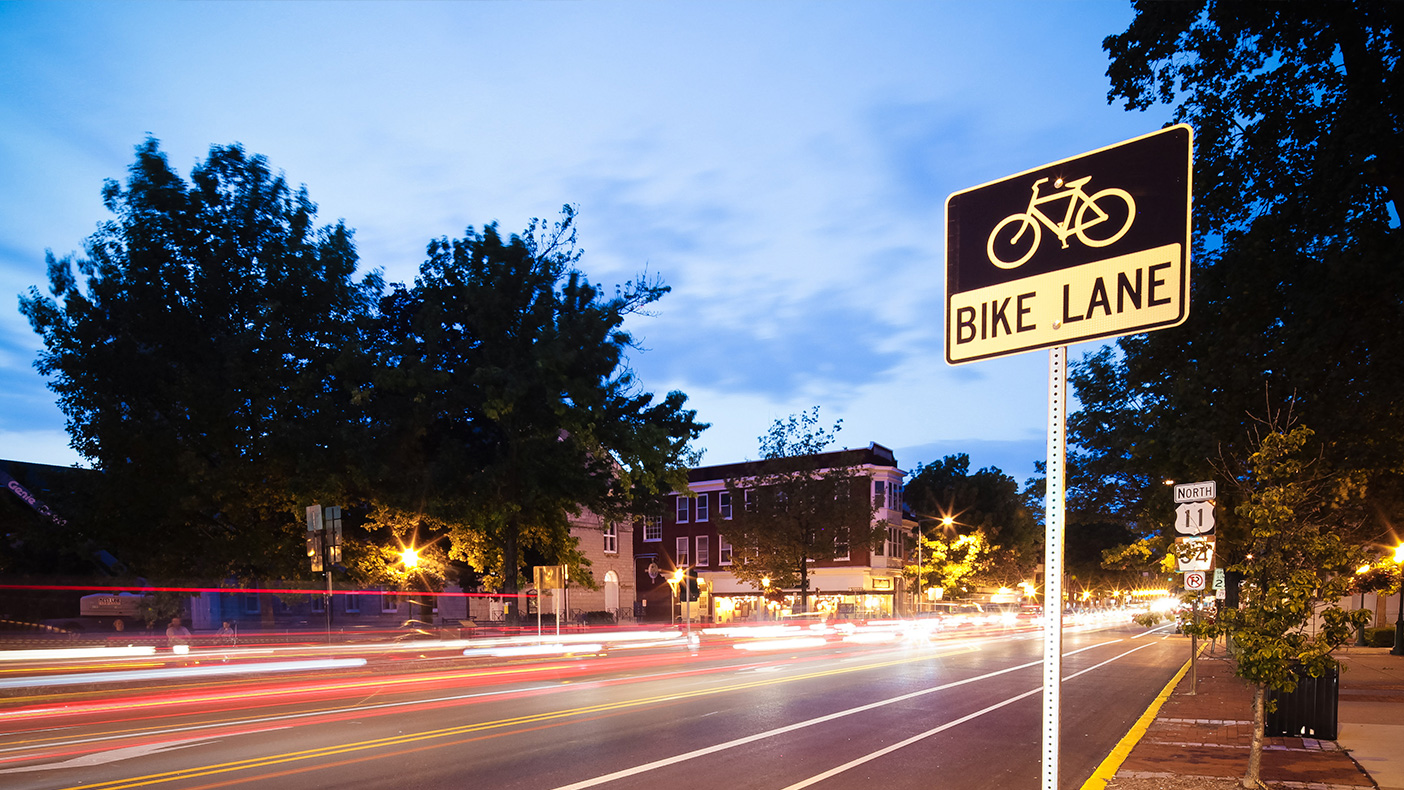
<box><xmin>945</xmin><ymin>124</ymin><xmax>1193</xmax><ymax>364</ymax></box>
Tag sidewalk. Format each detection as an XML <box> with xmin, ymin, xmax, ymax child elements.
<box><xmin>1095</xmin><ymin>642</ymin><xmax>1404</xmax><ymax>790</ymax></box>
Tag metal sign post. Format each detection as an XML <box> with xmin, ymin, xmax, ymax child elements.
<box><xmin>1042</xmin><ymin>346</ymin><xmax>1067</xmax><ymax>790</ymax></box>
<box><xmin>944</xmin><ymin>125</ymin><xmax>1192</xmax><ymax>790</ymax></box>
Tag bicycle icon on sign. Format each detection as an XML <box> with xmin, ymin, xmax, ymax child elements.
<box><xmin>985</xmin><ymin>175</ymin><xmax>1136</xmax><ymax>269</ymax></box>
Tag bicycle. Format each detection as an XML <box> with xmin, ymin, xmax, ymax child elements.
<box><xmin>985</xmin><ymin>175</ymin><xmax>1136</xmax><ymax>269</ymax></box>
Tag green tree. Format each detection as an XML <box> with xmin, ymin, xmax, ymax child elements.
<box><xmin>903</xmin><ymin>454</ymin><xmax>1040</xmax><ymax>583</ymax></box>
<box><xmin>907</xmin><ymin>531</ymin><xmax>993</xmax><ymax>601</ymax></box>
<box><xmin>721</xmin><ymin>409</ymin><xmax>881</xmax><ymax>613</ymax></box>
<box><xmin>1186</xmin><ymin>421</ymin><xmax>1372</xmax><ymax>789</ymax></box>
<box><xmin>19</xmin><ymin>138</ymin><xmax>381</xmax><ymax>580</ymax></box>
<box><xmin>362</xmin><ymin>207</ymin><xmax>705</xmax><ymax>622</ymax></box>
<box><xmin>1073</xmin><ymin>2</ymin><xmax>1404</xmax><ymax>549</ymax></box>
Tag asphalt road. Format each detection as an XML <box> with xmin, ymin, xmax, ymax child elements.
<box><xmin>0</xmin><ymin>619</ymin><xmax>1187</xmax><ymax>790</ymax></box>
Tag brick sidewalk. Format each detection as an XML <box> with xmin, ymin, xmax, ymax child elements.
<box><xmin>1108</xmin><ymin>651</ymin><xmax>1374</xmax><ymax>790</ymax></box>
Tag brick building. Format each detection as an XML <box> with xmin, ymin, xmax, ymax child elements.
<box><xmin>633</xmin><ymin>443</ymin><xmax>914</xmax><ymax>623</ymax></box>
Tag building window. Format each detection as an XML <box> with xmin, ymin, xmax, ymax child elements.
<box><xmin>696</xmin><ymin>493</ymin><xmax>709</xmax><ymax>522</ymax></box>
<box><xmin>719</xmin><ymin>491</ymin><xmax>732</xmax><ymax>520</ymax></box>
<box><xmin>874</xmin><ymin>480</ymin><xmax>886</xmax><ymax>509</ymax></box>
<box><xmin>344</xmin><ymin>594</ymin><xmax>360</xmax><ymax>614</ymax></box>
<box><xmin>603</xmin><ymin>522</ymin><xmax>618</xmax><ymax>554</ymax></box>
<box><xmin>382</xmin><ymin>593</ymin><xmax>399</xmax><ymax>613</ymax></box>
<box><xmin>676</xmin><ymin>496</ymin><xmax>690</xmax><ymax>523</ymax></box>
<box><xmin>835</xmin><ymin>527</ymin><xmax>850</xmax><ymax>561</ymax></box>
<box><xmin>643</xmin><ymin>515</ymin><xmax>662</xmax><ymax>542</ymax></box>
<box><xmin>696</xmin><ymin>535</ymin><xmax>710</xmax><ymax>567</ymax></box>
<box><xmin>311</xmin><ymin>595</ymin><xmax>325</xmax><ymax>613</ymax></box>
<box><xmin>676</xmin><ymin>536</ymin><xmax>690</xmax><ymax>566</ymax></box>
<box><xmin>889</xmin><ymin>525</ymin><xmax>902</xmax><ymax>557</ymax></box>
<box><xmin>719</xmin><ymin>535</ymin><xmax>733</xmax><ymax>566</ymax></box>
<box><xmin>242</xmin><ymin>594</ymin><xmax>260</xmax><ymax>614</ymax></box>
<box><xmin>744</xmin><ymin>488</ymin><xmax>756</xmax><ymax>512</ymax></box>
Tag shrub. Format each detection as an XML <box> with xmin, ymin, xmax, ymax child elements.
<box><xmin>1366</xmin><ymin>626</ymin><xmax>1397</xmax><ymax>648</ymax></box>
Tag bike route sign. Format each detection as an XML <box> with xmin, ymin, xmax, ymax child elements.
<box><xmin>945</xmin><ymin>125</ymin><xmax>1193</xmax><ymax>363</ymax></box>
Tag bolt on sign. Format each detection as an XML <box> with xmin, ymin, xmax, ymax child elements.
<box><xmin>945</xmin><ymin>125</ymin><xmax>1193</xmax><ymax>364</ymax></box>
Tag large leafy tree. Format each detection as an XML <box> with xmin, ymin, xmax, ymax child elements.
<box><xmin>20</xmin><ymin>139</ymin><xmax>381</xmax><ymax>579</ymax></box>
<box><xmin>362</xmin><ymin>207</ymin><xmax>704</xmax><ymax>621</ymax></box>
<box><xmin>1072</xmin><ymin>2</ymin><xmax>1404</xmax><ymax>548</ymax></box>
<box><xmin>721</xmin><ymin>408</ymin><xmax>881</xmax><ymax>613</ymax></box>
<box><xmin>903</xmin><ymin>454</ymin><xmax>1041</xmax><ymax>586</ymax></box>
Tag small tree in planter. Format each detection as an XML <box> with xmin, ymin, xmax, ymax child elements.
<box><xmin>1187</xmin><ymin>420</ymin><xmax>1372</xmax><ymax>789</ymax></box>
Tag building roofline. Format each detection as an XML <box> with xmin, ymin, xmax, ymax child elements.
<box><xmin>686</xmin><ymin>443</ymin><xmax>899</xmax><ymax>483</ymax></box>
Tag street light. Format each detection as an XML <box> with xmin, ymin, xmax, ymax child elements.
<box><xmin>1357</xmin><ymin>564</ymin><xmax>1372</xmax><ymax>647</ymax></box>
<box><xmin>401</xmin><ymin>547</ymin><xmax>420</xmax><ymax>570</ymax></box>
<box><xmin>1392</xmin><ymin>545</ymin><xmax>1404</xmax><ymax>657</ymax></box>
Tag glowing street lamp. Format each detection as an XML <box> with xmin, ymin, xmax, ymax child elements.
<box><xmin>1357</xmin><ymin>564</ymin><xmax>1372</xmax><ymax>647</ymax></box>
<box><xmin>401</xmin><ymin>547</ymin><xmax>420</xmax><ymax>570</ymax></box>
<box><xmin>1392</xmin><ymin>545</ymin><xmax>1404</xmax><ymax>657</ymax></box>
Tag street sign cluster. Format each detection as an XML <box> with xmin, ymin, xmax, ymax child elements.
<box><xmin>1172</xmin><ymin>480</ymin><xmax>1215</xmax><ymax>581</ymax></box>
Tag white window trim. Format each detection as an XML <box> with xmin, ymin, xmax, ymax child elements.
<box><xmin>676</xmin><ymin>496</ymin><xmax>690</xmax><ymax>524</ymax></box>
<box><xmin>696</xmin><ymin>493</ymin><xmax>709</xmax><ymax>522</ymax></box>
<box><xmin>718</xmin><ymin>535</ymin><xmax>733</xmax><ymax>566</ymax></box>
<box><xmin>344</xmin><ymin>595</ymin><xmax>360</xmax><ymax>614</ymax></box>
<box><xmin>643</xmin><ymin>515</ymin><xmax>662</xmax><ymax>542</ymax></box>
<box><xmin>675</xmin><ymin>536</ymin><xmax>690</xmax><ymax>566</ymax></box>
<box><xmin>719</xmin><ymin>491</ymin><xmax>733</xmax><ymax>520</ymax></box>
<box><xmin>603</xmin><ymin>522</ymin><xmax>618</xmax><ymax>555</ymax></box>
<box><xmin>696</xmin><ymin>535</ymin><xmax>710</xmax><ymax>567</ymax></box>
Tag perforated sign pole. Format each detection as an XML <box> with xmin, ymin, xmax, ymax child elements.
<box><xmin>943</xmin><ymin>127</ymin><xmax>1192</xmax><ymax>790</ymax></box>
<box><xmin>1043</xmin><ymin>346</ymin><xmax>1067</xmax><ymax>790</ymax></box>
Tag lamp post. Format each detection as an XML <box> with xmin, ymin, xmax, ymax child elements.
<box><xmin>1357</xmin><ymin>564</ymin><xmax>1372</xmax><ymax>647</ymax></box>
<box><xmin>1392</xmin><ymin>545</ymin><xmax>1404</xmax><ymax>656</ymax></box>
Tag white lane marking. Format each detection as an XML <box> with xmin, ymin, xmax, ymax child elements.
<box><xmin>779</xmin><ymin>687</ymin><xmax>1043</xmax><ymax>790</ymax></box>
<box><xmin>549</xmin><ymin>658</ymin><xmax>1044</xmax><ymax>790</ymax></box>
<box><xmin>0</xmin><ymin>736</ymin><xmax>221</xmax><ymax>774</ymax></box>
<box><xmin>780</xmin><ymin>643</ymin><xmax>1160</xmax><ymax>790</ymax></box>
<box><xmin>1063</xmin><ymin>644</ymin><xmax>1154</xmax><ymax>681</ymax></box>
<box><xmin>1132</xmin><ymin>623</ymin><xmax>1178</xmax><ymax>639</ymax></box>
<box><xmin>552</xmin><ymin>638</ymin><xmax>1162</xmax><ymax>790</ymax></box>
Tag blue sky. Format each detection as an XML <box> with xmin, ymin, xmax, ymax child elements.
<box><xmin>0</xmin><ymin>1</ymin><xmax>1170</xmax><ymax>484</ymax></box>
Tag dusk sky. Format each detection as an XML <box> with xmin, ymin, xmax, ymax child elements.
<box><xmin>0</xmin><ymin>1</ymin><xmax>1172</xmax><ymax>485</ymax></box>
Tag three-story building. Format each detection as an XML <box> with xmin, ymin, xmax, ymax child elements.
<box><xmin>633</xmin><ymin>443</ymin><xmax>914</xmax><ymax>623</ymax></box>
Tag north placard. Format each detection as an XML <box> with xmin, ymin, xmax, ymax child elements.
<box><xmin>945</xmin><ymin>125</ymin><xmax>1193</xmax><ymax>364</ymax></box>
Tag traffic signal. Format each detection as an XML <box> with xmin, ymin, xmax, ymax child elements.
<box><xmin>686</xmin><ymin>568</ymin><xmax>700</xmax><ymax>598</ymax></box>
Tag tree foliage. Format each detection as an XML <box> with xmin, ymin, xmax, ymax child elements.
<box><xmin>1184</xmin><ymin>420</ymin><xmax>1372</xmax><ymax>788</ymax></box>
<box><xmin>1073</xmin><ymin>2</ymin><xmax>1404</xmax><ymax>552</ymax></box>
<box><xmin>19</xmin><ymin>138</ymin><xmax>381</xmax><ymax>580</ymax></box>
<box><xmin>904</xmin><ymin>455</ymin><xmax>1038</xmax><ymax>554</ymax></box>
<box><xmin>902</xmin><ymin>454</ymin><xmax>1041</xmax><ymax>587</ymax></box>
<box><xmin>906</xmin><ymin>531</ymin><xmax>993</xmax><ymax>600</ymax></box>
<box><xmin>361</xmin><ymin>207</ymin><xmax>705</xmax><ymax>619</ymax></box>
<box><xmin>721</xmin><ymin>408</ymin><xmax>881</xmax><ymax>612</ymax></box>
